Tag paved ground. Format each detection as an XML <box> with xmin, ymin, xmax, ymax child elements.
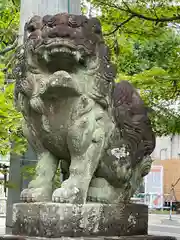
<box><xmin>149</xmin><ymin>214</ymin><xmax>180</xmax><ymax>240</ymax></box>
<box><xmin>0</xmin><ymin>217</ymin><xmax>5</xmax><ymax>235</ymax></box>
<box><xmin>0</xmin><ymin>214</ymin><xmax>180</xmax><ymax>238</ymax></box>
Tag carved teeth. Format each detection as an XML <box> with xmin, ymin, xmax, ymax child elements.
<box><xmin>44</xmin><ymin>47</ymin><xmax>84</xmax><ymax>63</ymax></box>
<box><xmin>75</xmin><ymin>51</ymin><xmax>81</xmax><ymax>62</ymax></box>
<box><xmin>49</xmin><ymin>47</ymin><xmax>73</xmax><ymax>55</ymax></box>
<box><xmin>51</xmin><ymin>48</ymin><xmax>59</xmax><ymax>53</ymax></box>
<box><xmin>60</xmin><ymin>47</ymin><xmax>71</xmax><ymax>53</ymax></box>
<box><xmin>43</xmin><ymin>50</ymin><xmax>50</xmax><ymax>62</ymax></box>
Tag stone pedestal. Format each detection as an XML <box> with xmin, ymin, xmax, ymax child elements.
<box><xmin>3</xmin><ymin>202</ymin><xmax>175</xmax><ymax>240</ymax></box>
<box><xmin>12</xmin><ymin>203</ymin><xmax>147</xmax><ymax>238</ymax></box>
<box><xmin>0</xmin><ymin>236</ymin><xmax>177</xmax><ymax>240</ymax></box>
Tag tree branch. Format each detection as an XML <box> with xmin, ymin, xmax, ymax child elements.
<box><xmin>0</xmin><ymin>19</ymin><xmax>13</xmax><ymax>43</ymax></box>
<box><xmin>104</xmin><ymin>15</ymin><xmax>135</xmax><ymax>36</ymax></box>
<box><xmin>96</xmin><ymin>0</ymin><xmax>180</xmax><ymax>23</ymax></box>
<box><xmin>0</xmin><ymin>38</ymin><xmax>18</xmax><ymax>55</ymax></box>
<box><xmin>123</xmin><ymin>4</ymin><xmax>180</xmax><ymax>23</ymax></box>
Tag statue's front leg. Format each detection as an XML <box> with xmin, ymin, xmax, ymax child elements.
<box><xmin>21</xmin><ymin>152</ymin><xmax>59</xmax><ymax>202</ymax></box>
<box><xmin>20</xmin><ymin>121</ymin><xmax>59</xmax><ymax>202</ymax></box>
<box><xmin>52</xmin><ymin>107</ymin><xmax>105</xmax><ymax>204</ymax></box>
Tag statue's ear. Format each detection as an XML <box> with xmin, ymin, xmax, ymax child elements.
<box><xmin>23</xmin><ymin>22</ymin><xmax>29</xmax><ymax>43</ymax></box>
<box><xmin>26</xmin><ymin>15</ymin><xmax>42</xmax><ymax>33</ymax></box>
<box><xmin>24</xmin><ymin>16</ymin><xmax>42</xmax><ymax>44</ymax></box>
<box><xmin>88</xmin><ymin>17</ymin><xmax>102</xmax><ymax>35</ymax></box>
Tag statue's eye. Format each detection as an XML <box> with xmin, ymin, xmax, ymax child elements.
<box><xmin>27</xmin><ymin>24</ymin><xmax>36</xmax><ymax>32</ymax></box>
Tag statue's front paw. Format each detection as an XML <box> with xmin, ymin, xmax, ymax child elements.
<box><xmin>52</xmin><ymin>186</ymin><xmax>83</xmax><ymax>204</ymax></box>
<box><xmin>20</xmin><ymin>187</ymin><xmax>52</xmax><ymax>202</ymax></box>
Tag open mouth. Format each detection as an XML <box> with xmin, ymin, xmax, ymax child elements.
<box><xmin>36</xmin><ymin>43</ymin><xmax>86</xmax><ymax>73</ymax></box>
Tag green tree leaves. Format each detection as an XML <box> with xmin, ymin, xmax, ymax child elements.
<box><xmin>0</xmin><ymin>0</ymin><xmax>180</xmax><ymax>157</ymax></box>
<box><xmin>0</xmin><ymin>65</ymin><xmax>27</xmax><ymax>155</ymax></box>
<box><xmin>89</xmin><ymin>0</ymin><xmax>180</xmax><ymax>135</ymax></box>
<box><xmin>0</xmin><ymin>1</ymin><xmax>26</xmax><ymax>155</ymax></box>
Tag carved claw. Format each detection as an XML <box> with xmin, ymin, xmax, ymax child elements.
<box><xmin>52</xmin><ymin>186</ymin><xmax>83</xmax><ymax>204</ymax></box>
<box><xmin>20</xmin><ymin>187</ymin><xmax>52</xmax><ymax>202</ymax></box>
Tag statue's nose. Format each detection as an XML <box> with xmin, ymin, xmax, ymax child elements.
<box><xmin>47</xmin><ymin>25</ymin><xmax>71</xmax><ymax>38</ymax></box>
<box><xmin>48</xmin><ymin>25</ymin><xmax>81</xmax><ymax>39</ymax></box>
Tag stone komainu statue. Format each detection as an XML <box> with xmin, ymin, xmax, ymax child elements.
<box><xmin>13</xmin><ymin>13</ymin><xmax>155</xmax><ymax>204</ymax></box>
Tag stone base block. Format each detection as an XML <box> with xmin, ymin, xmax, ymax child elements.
<box><xmin>0</xmin><ymin>235</ymin><xmax>177</xmax><ymax>240</ymax></box>
<box><xmin>12</xmin><ymin>203</ymin><xmax>148</xmax><ymax>238</ymax></box>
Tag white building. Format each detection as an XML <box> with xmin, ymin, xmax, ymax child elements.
<box><xmin>151</xmin><ymin>135</ymin><xmax>180</xmax><ymax>160</ymax></box>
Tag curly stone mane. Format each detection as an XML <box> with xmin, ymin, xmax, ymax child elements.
<box><xmin>14</xmin><ymin>13</ymin><xmax>116</xmax><ymax>109</ymax></box>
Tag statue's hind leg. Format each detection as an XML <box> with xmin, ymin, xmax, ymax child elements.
<box><xmin>88</xmin><ymin>178</ymin><xmax>120</xmax><ymax>203</ymax></box>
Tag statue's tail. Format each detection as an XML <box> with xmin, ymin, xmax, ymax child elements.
<box><xmin>111</xmin><ymin>80</ymin><xmax>156</xmax><ymax>166</ymax></box>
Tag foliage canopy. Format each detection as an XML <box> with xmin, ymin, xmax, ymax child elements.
<box><xmin>0</xmin><ymin>0</ymin><xmax>180</xmax><ymax>155</ymax></box>
<box><xmin>86</xmin><ymin>0</ymin><xmax>180</xmax><ymax>135</ymax></box>
<box><xmin>0</xmin><ymin>0</ymin><xmax>27</xmax><ymax>155</ymax></box>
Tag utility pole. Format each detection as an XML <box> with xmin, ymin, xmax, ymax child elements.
<box><xmin>6</xmin><ymin>0</ymin><xmax>81</xmax><ymax>234</ymax></box>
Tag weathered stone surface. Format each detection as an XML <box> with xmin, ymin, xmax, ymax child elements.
<box><xmin>13</xmin><ymin>12</ymin><xmax>156</xmax><ymax>204</ymax></box>
<box><xmin>12</xmin><ymin>203</ymin><xmax>148</xmax><ymax>238</ymax></box>
<box><xmin>0</xmin><ymin>235</ymin><xmax>177</xmax><ymax>240</ymax></box>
